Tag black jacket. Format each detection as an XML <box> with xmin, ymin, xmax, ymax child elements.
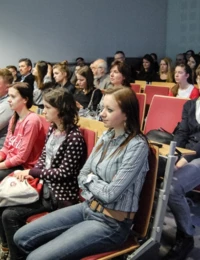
<box><xmin>174</xmin><ymin>98</ymin><xmax>200</xmax><ymax>161</ymax></box>
<box><xmin>17</xmin><ymin>73</ymin><xmax>35</xmax><ymax>92</ymax></box>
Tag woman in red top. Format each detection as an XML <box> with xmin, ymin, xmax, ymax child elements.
<box><xmin>169</xmin><ymin>64</ymin><xmax>199</xmax><ymax>99</ymax></box>
<box><xmin>0</xmin><ymin>82</ymin><xmax>46</xmax><ymax>181</ymax></box>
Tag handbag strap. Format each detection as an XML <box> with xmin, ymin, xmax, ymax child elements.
<box><xmin>88</xmin><ymin>89</ymin><xmax>97</xmax><ymax>109</ymax></box>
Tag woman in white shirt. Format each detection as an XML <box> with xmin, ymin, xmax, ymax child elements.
<box><xmin>169</xmin><ymin>64</ymin><xmax>199</xmax><ymax>99</ymax></box>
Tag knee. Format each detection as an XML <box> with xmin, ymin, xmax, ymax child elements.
<box><xmin>13</xmin><ymin>230</ymin><xmax>20</xmax><ymax>249</ymax></box>
<box><xmin>169</xmin><ymin>177</ymin><xmax>183</xmax><ymax>196</ymax></box>
<box><xmin>13</xmin><ymin>229</ymin><xmax>27</xmax><ymax>254</ymax></box>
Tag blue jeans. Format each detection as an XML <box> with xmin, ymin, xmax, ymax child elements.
<box><xmin>14</xmin><ymin>201</ymin><xmax>132</xmax><ymax>260</ymax></box>
<box><xmin>168</xmin><ymin>158</ymin><xmax>200</xmax><ymax>236</ymax></box>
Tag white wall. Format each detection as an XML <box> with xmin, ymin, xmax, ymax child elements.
<box><xmin>166</xmin><ymin>0</ymin><xmax>200</xmax><ymax>62</ymax></box>
<box><xmin>0</xmin><ymin>0</ymin><xmax>167</xmax><ymax>67</ymax></box>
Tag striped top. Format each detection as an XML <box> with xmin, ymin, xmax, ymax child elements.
<box><xmin>78</xmin><ymin>129</ymin><xmax>149</xmax><ymax>212</ymax></box>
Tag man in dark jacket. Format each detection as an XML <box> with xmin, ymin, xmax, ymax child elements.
<box><xmin>18</xmin><ymin>58</ymin><xmax>34</xmax><ymax>91</ymax></box>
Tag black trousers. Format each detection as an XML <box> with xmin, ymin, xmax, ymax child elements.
<box><xmin>0</xmin><ymin>199</ymin><xmax>52</xmax><ymax>260</ymax></box>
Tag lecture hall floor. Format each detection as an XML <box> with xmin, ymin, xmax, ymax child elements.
<box><xmin>159</xmin><ymin>194</ymin><xmax>200</xmax><ymax>260</ymax></box>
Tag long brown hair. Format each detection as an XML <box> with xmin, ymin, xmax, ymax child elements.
<box><xmin>110</xmin><ymin>60</ymin><xmax>131</xmax><ymax>87</ymax></box>
<box><xmin>95</xmin><ymin>87</ymin><xmax>148</xmax><ymax>155</ymax></box>
<box><xmin>34</xmin><ymin>61</ymin><xmax>48</xmax><ymax>89</ymax></box>
<box><xmin>10</xmin><ymin>82</ymin><xmax>33</xmax><ymax>134</ymax></box>
<box><xmin>76</xmin><ymin>66</ymin><xmax>94</xmax><ymax>94</ymax></box>
<box><xmin>43</xmin><ymin>87</ymin><xmax>78</xmax><ymax>134</ymax></box>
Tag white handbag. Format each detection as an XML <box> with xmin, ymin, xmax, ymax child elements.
<box><xmin>0</xmin><ymin>175</ymin><xmax>43</xmax><ymax>207</ymax></box>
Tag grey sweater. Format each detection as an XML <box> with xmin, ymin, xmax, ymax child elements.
<box><xmin>0</xmin><ymin>94</ymin><xmax>13</xmax><ymax>148</ymax></box>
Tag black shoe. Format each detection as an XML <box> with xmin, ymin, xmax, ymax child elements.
<box><xmin>163</xmin><ymin>236</ymin><xmax>194</xmax><ymax>260</ymax></box>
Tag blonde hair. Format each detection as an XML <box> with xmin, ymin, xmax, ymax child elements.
<box><xmin>0</xmin><ymin>68</ymin><xmax>13</xmax><ymax>84</ymax></box>
<box><xmin>196</xmin><ymin>64</ymin><xmax>200</xmax><ymax>77</ymax></box>
<box><xmin>53</xmin><ymin>61</ymin><xmax>70</xmax><ymax>79</ymax></box>
<box><xmin>159</xmin><ymin>57</ymin><xmax>174</xmax><ymax>82</ymax></box>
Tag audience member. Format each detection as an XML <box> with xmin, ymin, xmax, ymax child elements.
<box><xmin>91</xmin><ymin>59</ymin><xmax>110</xmax><ymax>89</ymax></box>
<box><xmin>156</xmin><ymin>57</ymin><xmax>174</xmax><ymax>82</ymax></box>
<box><xmin>176</xmin><ymin>53</ymin><xmax>186</xmax><ymax>65</ymax></box>
<box><xmin>187</xmin><ymin>54</ymin><xmax>200</xmax><ymax>84</ymax></box>
<box><xmin>196</xmin><ymin>65</ymin><xmax>200</xmax><ymax>88</ymax></box>
<box><xmin>114</xmin><ymin>51</ymin><xmax>136</xmax><ymax>81</ymax></box>
<box><xmin>164</xmin><ymin>158</ymin><xmax>200</xmax><ymax>260</ymax></box>
<box><xmin>0</xmin><ymin>82</ymin><xmax>46</xmax><ymax>181</ymax></box>
<box><xmin>137</xmin><ymin>54</ymin><xmax>157</xmax><ymax>83</ymax></box>
<box><xmin>0</xmin><ymin>87</ymin><xmax>87</xmax><ymax>260</ymax></box>
<box><xmin>76</xmin><ymin>57</ymin><xmax>85</xmax><ymax>67</ymax></box>
<box><xmin>185</xmin><ymin>49</ymin><xmax>195</xmax><ymax>61</ymax></box>
<box><xmin>6</xmin><ymin>66</ymin><xmax>20</xmax><ymax>83</ymax></box>
<box><xmin>150</xmin><ymin>52</ymin><xmax>159</xmax><ymax>72</ymax></box>
<box><xmin>32</xmin><ymin>61</ymin><xmax>52</xmax><ymax>109</ymax></box>
<box><xmin>110</xmin><ymin>60</ymin><xmax>131</xmax><ymax>87</ymax></box>
<box><xmin>53</xmin><ymin>61</ymin><xmax>75</xmax><ymax>94</ymax></box>
<box><xmin>14</xmin><ymin>87</ymin><xmax>149</xmax><ymax>260</ymax></box>
<box><xmin>74</xmin><ymin>66</ymin><xmax>102</xmax><ymax>111</ymax></box>
<box><xmin>164</xmin><ymin>94</ymin><xmax>200</xmax><ymax>260</ymax></box>
<box><xmin>18</xmin><ymin>58</ymin><xmax>34</xmax><ymax>91</ymax></box>
<box><xmin>0</xmin><ymin>69</ymin><xmax>13</xmax><ymax>148</ymax></box>
<box><xmin>114</xmin><ymin>50</ymin><xmax>126</xmax><ymax>62</ymax></box>
<box><xmin>70</xmin><ymin>65</ymin><xmax>81</xmax><ymax>86</ymax></box>
<box><xmin>169</xmin><ymin>64</ymin><xmax>199</xmax><ymax>99</ymax></box>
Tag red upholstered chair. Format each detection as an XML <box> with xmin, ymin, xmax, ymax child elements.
<box><xmin>79</xmin><ymin>127</ymin><xmax>97</xmax><ymax>202</ymax></box>
<box><xmin>26</xmin><ymin>212</ymin><xmax>49</xmax><ymax>223</ymax></box>
<box><xmin>143</xmin><ymin>95</ymin><xmax>188</xmax><ymax>134</ymax></box>
<box><xmin>136</xmin><ymin>93</ymin><xmax>146</xmax><ymax>129</ymax></box>
<box><xmin>81</xmin><ymin>146</ymin><xmax>159</xmax><ymax>260</ymax></box>
<box><xmin>144</xmin><ymin>85</ymin><xmax>169</xmax><ymax>105</ymax></box>
<box><xmin>130</xmin><ymin>83</ymin><xmax>141</xmax><ymax>93</ymax></box>
<box><xmin>80</xmin><ymin>127</ymin><xmax>97</xmax><ymax>158</ymax></box>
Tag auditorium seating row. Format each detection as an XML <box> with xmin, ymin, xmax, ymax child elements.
<box><xmin>77</xmin><ymin>95</ymin><xmax>188</xmax><ymax>138</ymax></box>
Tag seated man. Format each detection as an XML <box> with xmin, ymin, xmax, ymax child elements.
<box><xmin>76</xmin><ymin>57</ymin><xmax>85</xmax><ymax>67</ymax></box>
<box><xmin>114</xmin><ymin>50</ymin><xmax>126</xmax><ymax>62</ymax></box>
<box><xmin>18</xmin><ymin>58</ymin><xmax>34</xmax><ymax>91</ymax></box>
<box><xmin>175</xmin><ymin>53</ymin><xmax>186</xmax><ymax>66</ymax></box>
<box><xmin>165</xmin><ymin>97</ymin><xmax>200</xmax><ymax>259</ymax></box>
<box><xmin>91</xmin><ymin>59</ymin><xmax>110</xmax><ymax>90</ymax></box>
<box><xmin>114</xmin><ymin>51</ymin><xmax>136</xmax><ymax>82</ymax></box>
<box><xmin>0</xmin><ymin>69</ymin><xmax>13</xmax><ymax>148</ymax></box>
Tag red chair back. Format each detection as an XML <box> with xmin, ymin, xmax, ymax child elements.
<box><xmin>39</xmin><ymin>116</ymin><xmax>50</xmax><ymax>134</ymax></box>
<box><xmin>144</xmin><ymin>85</ymin><xmax>169</xmax><ymax>105</ymax></box>
<box><xmin>79</xmin><ymin>127</ymin><xmax>97</xmax><ymax>202</ymax></box>
<box><xmin>144</xmin><ymin>95</ymin><xmax>188</xmax><ymax>134</ymax></box>
<box><xmin>80</xmin><ymin>127</ymin><xmax>97</xmax><ymax>158</ymax></box>
<box><xmin>130</xmin><ymin>83</ymin><xmax>141</xmax><ymax>93</ymax></box>
<box><xmin>136</xmin><ymin>93</ymin><xmax>146</xmax><ymax>129</ymax></box>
